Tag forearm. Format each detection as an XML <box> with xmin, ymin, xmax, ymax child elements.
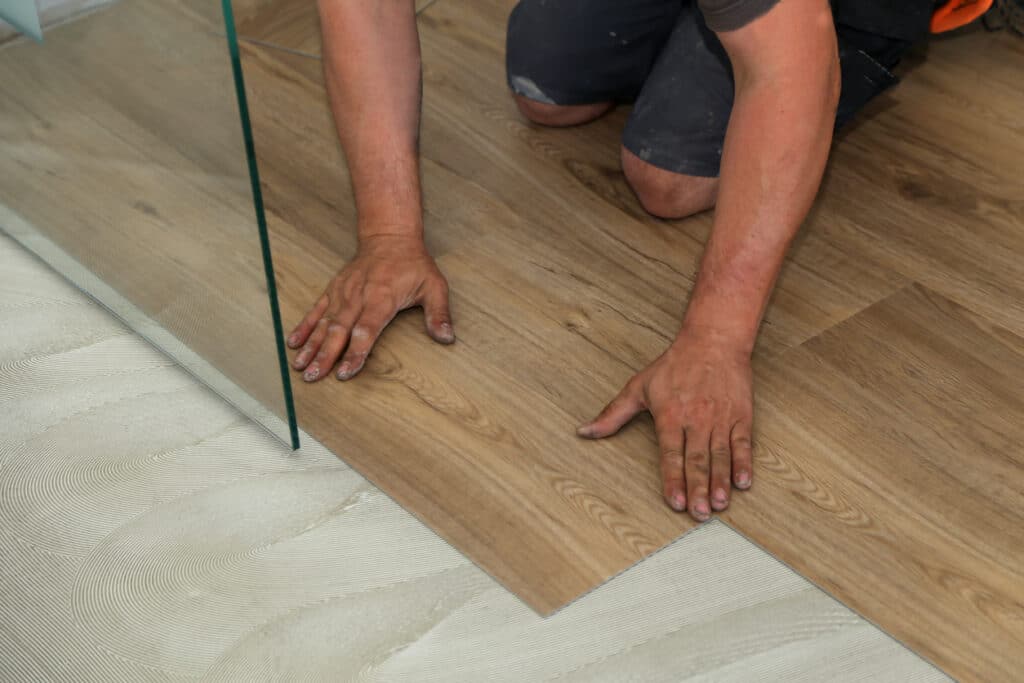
<box><xmin>318</xmin><ymin>0</ymin><xmax>423</xmax><ymax>239</ymax></box>
<box><xmin>681</xmin><ymin>2</ymin><xmax>840</xmax><ymax>353</ymax></box>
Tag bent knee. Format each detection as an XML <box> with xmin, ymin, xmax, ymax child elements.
<box><xmin>512</xmin><ymin>93</ymin><xmax>612</xmax><ymax>127</ymax></box>
<box><xmin>622</xmin><ymin>147</ymin><xmax>718</xmax><ymax>219</ymax></box>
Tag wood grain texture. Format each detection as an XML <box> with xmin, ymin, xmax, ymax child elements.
<box><xmin>2</xmin><ymin>0</ymin><xmax>1021</xmax><ymax>678</ymax></box>
<box><xmin>239</xmin><ymin>0</ymin><xmax>908</xmax><ymax>615</ymax></box>
<box><xmin>0</xmin><ymin>0</ymin><xmax>114</xmax><ymax>44</ymax></box>
<box><xmin>817</xmin><ymin>27</ymin><xmax>1024</xmax><ymax>341</ymax></box>
<box><xmin>0</xmin><ymin>1</ymin><xmax>293</xmax><ymax>435</ymax></box>
<box><xmin>241</xmin><ymin>1</ymin><xmax>1024</xmax><ymax>676</ymax></box>
<box><xmin>725</xmin><ymin>284</ymin><xmax>1024</xmax><ymax>682</ymax></box>
<box><xmin>0</xmin><ymin>232</ymin><xmax>948</xmax><ymax>682</ymax></box>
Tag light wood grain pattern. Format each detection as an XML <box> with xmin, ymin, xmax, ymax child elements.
<box><xmin>241</xmin><ymin>0</ymin><xmax>1024</xmax><ymax>674</ymax></box>
<box><xmin>817</xmin><ymin>27</ymin><xmax>1024</xmax><ymax>340</ymax></box>
<box><xmin>239</xmin><ymin>0</ymin><xmax>908</xmax><ymax>615</ymax></box>
<box><xmin>0</xmin><ymin>0</ymin><xmax>114</xmax><ymax>44</ymax></box>
<box><xmin>725</xmin><ymin>284</ymin><xmax>1024</xmax><ymax>682</ymax></box>
<box><xmin>3</xmin><ymin>1</ymin><xmax>1021</xmax><ymax>678</ymax></box>
<box><xmin>0</xmin><ymin>1</ymin><xmax>293</xmax><ymax>435</ymax></box>
<box><xmin>0</xmin><ymin>231</ymin><xmax>949</xmax><ymax>682</ymax></box>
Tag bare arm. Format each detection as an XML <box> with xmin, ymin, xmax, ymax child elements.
<box><xmin>289</xmin><ymin>0</ymin><xmax>454</xmax><ymax>383</ymax></box>
<box><xmin>580</xmin><ymin>0</ymin><xmax>841</xmax><ymax>520</ymax></box>
<box><xmin>681</xmin><ymin>0</ymin><xmax>841</xmax><ymax>352</ymax></box>
<box><xmin>319</xmin><ymin>0</ymin><xmax>423</xmax><ymax>234</ymax></box>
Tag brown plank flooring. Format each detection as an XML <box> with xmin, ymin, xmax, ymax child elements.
<box><xmin>240</xmin><ymin>0</ymin><xmax>1024</xmax><ymax>678</ymax></box>
<box><xmin>238</xmin><ymin>0</ymin><xmax>906</xmax><ymax>612</ymax></box>
<box><xmin>2</xmin><ymin>0</ymin><xmax>1020</xmax><ymax>678</ymax></box>
<box><xmin>728</xmin><ymin>284</ymin><xmax>1024</xmax><ymax>682</ymax></box>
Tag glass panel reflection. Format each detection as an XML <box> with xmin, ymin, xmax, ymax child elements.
<box><xmin>0</xmin><ymin>0</ymin><xmax>299</xmax><ymax>447</ymax></box>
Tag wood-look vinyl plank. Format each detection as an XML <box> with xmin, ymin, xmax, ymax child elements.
<box><xmin>413</xmin><ymin>0</ymin><xmax>909</xmax><ymax>359</ymax></box>
<box><xmin>2</xmin><ymin>0</ymin><xmax>1018</xmax><ymax>676</ymax></box>
<box><xmin>724</xmin><ymin>284</ymin><xmax>1024</xmax><ymax>682</ymax></box>
<box><xmin>239</xmin><ymin>0</ymin><xmax>908</xmax><ymax>616</ymax></box>
<box><xmin>244</xmin><ymin>1</ymin><xmax>1024</xmax><ymax>676</ymax></box>
<box><xmin>819</xmin><ymin>28</ymin><xmax>1024</xmax><ymax>338</ymax></box>
<box><xmin>0</xmin><ymin>234</ymin><xmax>950</xmax><ymax>681</ymax></box>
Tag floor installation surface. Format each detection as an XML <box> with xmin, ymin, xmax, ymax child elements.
<box><xmin>236</xmin><ymin>1</ymin><xmax>1024</xmax><ymax>679</ymax></box>
<box><xmin>0</xmin><ymin>0</ymin><xmax>293</xmax><ymax>434</ymax></box>
<box><xmin>0</xmin><ymin>233</ymin><xmax>949</xmax><ymax>681</ymax></box>
<box><xmin>0</xmin><ymin>0</ymin><xmax>1018</xmax><ymax>679</ymax></box>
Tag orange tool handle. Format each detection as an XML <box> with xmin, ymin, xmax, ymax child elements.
<box><xmin>930</xmin><ymin>0</ymin><xmax>994</xmax><ymax>33</ymax></box>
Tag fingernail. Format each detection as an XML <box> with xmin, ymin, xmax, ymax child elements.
<box><xmin>736</xmin><ymin>472</ymin><xmax>751</xmax><ymax>488</ymax></box>
<box><xmin>713</xmin><ymin>487</ymin><xmax>727</xmax><ymax>502</ymax></box>
<box><xmin>292</xmin><ymin>351</ymin><xmax>309</xmax><ymax>369</ymax></box>
<box><xmin>287</xmin><ymin>333</ymin><xmax>299</xmax><ymax>348</ymax></box>
<box><xmin>671</xmin><ymin>494</ymin><xmax>686</xmax><ymax>511</ymax></box>
<box><xmin>303</xmin><ymin>365</ymin><xmax>320</xmax><ymax>382</ymax></box>
<box><xmin>439</xmin><ymin>322</ymin><xmax>454</xmax><ymax>342</ymax></box>
<box><xmin>693</xmin><ymin>501</ymin><xmax>710</xmax><ymax>519</ymax></box>
<box><xmin>336</xmin><ymin>362</ymin><xmax>352</xmax><ymax>380</ymax></box>
<box><xmin>576</xmin><ymin>424</ymin><xmax>594</xmax><ymax>438</ymax></box>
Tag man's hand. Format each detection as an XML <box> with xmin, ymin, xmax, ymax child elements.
<box><xmin>577</xmin><ymin>328</ymin><xmax>754</xmax><ymax>522</ymax></box>
<box><xmin>287</xmin><ymin>234</ymin><xmax>454</xmax><ymax>382</ymax></box>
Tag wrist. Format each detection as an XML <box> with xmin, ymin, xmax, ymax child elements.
<box><xmin>358</xmin><ymin>221</ymin><xmax>424</xmax><ymax>243</ymax></box>
<box><xmin>674</xmin><ymin>319</ymin><xmax>756</xmax><ymax>358</ymax></box>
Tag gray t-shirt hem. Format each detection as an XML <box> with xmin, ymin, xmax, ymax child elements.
<box><xmin>698</xmin><ymin>0</ymin><xmax>782</xmax><ymax>32</ymax></box>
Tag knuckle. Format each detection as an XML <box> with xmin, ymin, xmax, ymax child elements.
<box><xmin>660</xmin><ymin>448</ymin><xmax>684</xmax><ymax>464</ymax></box>
<box><xmin>343</xmin><ymin>350</ymin><xmax>369</xmax><ymax>364</ymax></box>
<box><xmin>687</xmin><ymin>453</ymin><xmax>710</xmax><ymax>474</ymax></box>
<box><xmin>710</xmin><ymin>447</ymin><xmax>731</xmax><ymax>460</ymax></box>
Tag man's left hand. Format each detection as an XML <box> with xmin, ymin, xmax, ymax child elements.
<box><xmin>577</xmin><ymin>328</ymin><xmax>754</xmax><ymax>521</ymax></box>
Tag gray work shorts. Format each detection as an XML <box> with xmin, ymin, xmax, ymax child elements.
<box><xmin>506</xmin><ymin>0</ymin><xmax>907</xmax><ymax>177</ymax></box>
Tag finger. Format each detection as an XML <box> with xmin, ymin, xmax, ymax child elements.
<box><xmin>731</xmin><ymin>420</ymin><xmax>754</xmax><ymax>490</ymax></box>
<box><xmin>288</xmin><ymin>294</ymin><xmax>329</xmax><ymax>349</ymax></box>
<box><xmin>303</xmin><ymin>318</ymin><xmax>352</xmax><ymax>382</ymax></box>
<box><xmin>684</xmin><ymin>425</ymin><xmax>712</xmax><ymax>522</ymax></box>
<box><xmin>655</xmin><ymin>415</ymin><xmax>686</xmax><ymax>512</ymax></box>
<box><xmin>337</xmin><ymin>309</ymin><xmax>393</xmax><ymax>380</ymax></box>
<box><xmin>421</xmin><ymin>280</ymin><xmax>455</xmax><ymax>344</ymax></box>
<box><xmin>577</xmin><ymin>378</ymin><xmax>645</xmax><ymax>439</ymax></box>
<box><xmin>709</xmin><ymin>425</ymin><xmax>732</xmax><ymax>511</ymax></box>
<box><xmin>292</xmin><ymin>317</ymin><xmax>330</xmax><ymax>371</ymax></box>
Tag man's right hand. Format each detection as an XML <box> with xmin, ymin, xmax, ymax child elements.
<box><xmin>287</xmin><ymin>234</ymin><xmax>454</xmax><ymax>382</ymax></box>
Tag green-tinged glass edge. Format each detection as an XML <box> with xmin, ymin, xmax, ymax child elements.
<box><xmin>220</xmin><ymin>0</ymin><xmax>300</xmax><ymax>450</ymax></box>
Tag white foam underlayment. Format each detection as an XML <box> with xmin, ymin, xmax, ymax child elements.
<box><xmin>0</xmin><ymin>231</ymin><xmax>951</xmax><ymax>681</ymax></box>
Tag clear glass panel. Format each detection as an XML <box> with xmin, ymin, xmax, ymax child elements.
<box><xmin>0</xmin><ymin>0</ymin><xmax>298</xmax><ymax>447</ymax></box>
